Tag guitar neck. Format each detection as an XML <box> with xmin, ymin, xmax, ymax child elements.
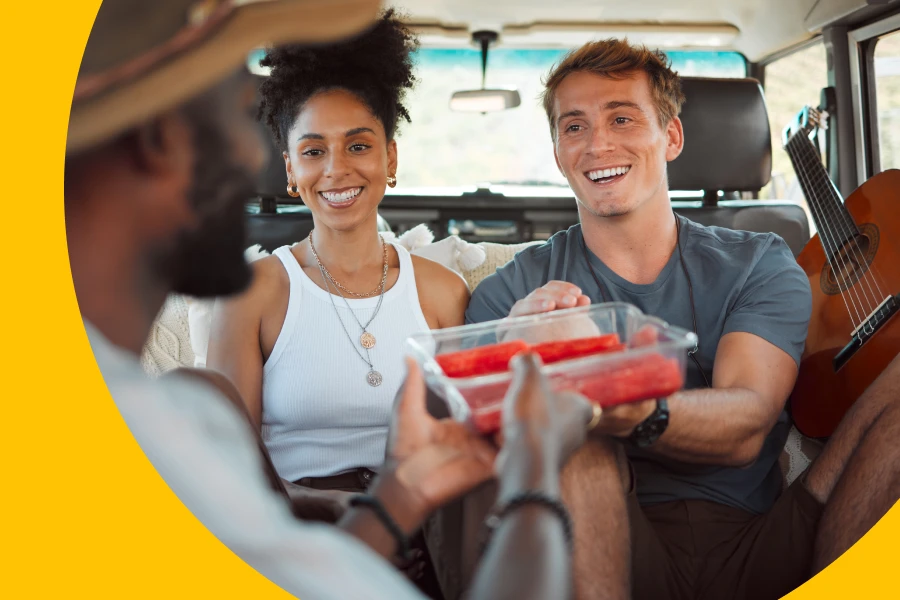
<box><xmin>785</xmin><ymin>132</ymin><xmax>859</xmax><ymax>257</ymax></box>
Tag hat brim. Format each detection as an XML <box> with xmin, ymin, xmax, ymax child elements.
<box><xmin>67</xmin><ymin>0</ymin><xmax>382</xmax><ymax>154</ymax></box>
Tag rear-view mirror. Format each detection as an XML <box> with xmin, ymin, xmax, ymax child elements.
<box><xmin>450</xmin><ymin>89</ymin><xmax>522</xmax><ymax>112</ymax></box>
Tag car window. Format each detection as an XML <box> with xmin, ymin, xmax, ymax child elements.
<box><xmin>249</xmin><ymin>47</ymin><xmax>746</xmax><ymax>195</ymax></box>
<box><xmin>397</xmin><ymin>49</ymin><xmax>746</xmax><ymax>192</ymax></box>
<box><xmin>761</xmin><ymin>42</ymin><xmax>827</xmax><ymax>233</ymax></box>
<box><xmin>874</xmin><ymin>30</ymin><xmax>900</xmax><ymax>171</ymax></box>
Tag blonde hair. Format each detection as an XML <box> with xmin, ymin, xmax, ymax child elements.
<box><xmin>541</xmin><ymin>39</ymin><xmax>686</xmax><ymax>139</ymax></box>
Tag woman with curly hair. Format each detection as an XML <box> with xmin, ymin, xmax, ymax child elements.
<box><xmin>207</xmin><ymin>10</ymin><xmax>469</xmax><ymax>518</ymax></box>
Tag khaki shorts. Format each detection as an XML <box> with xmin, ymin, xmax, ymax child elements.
<box><xmin>423</xmin><ymin>476</ymin><xmax>823</xmax><ymax>600</ymax></box>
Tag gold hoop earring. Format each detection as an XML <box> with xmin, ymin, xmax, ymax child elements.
<box><xmin>287</xmin><ymin>184</ymin><xmax>300</xmax><ymax>198</ymax></box>
<box><xmin>386</xmin><ymin>175</ymin><xmax>397</xmax><ymax>188</ymax></box>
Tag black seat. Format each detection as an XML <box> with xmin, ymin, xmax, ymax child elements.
<box><xmin>246</xmin><ymin>205</ymin><xmax>314</xmax><ymax>252</ymax></box>
<box><xmin>669</xmin><ymin>77</ymin><xmax>810</xmax><ymax>255</ymax></box>
<box><xmin>670</xmin><ymin>77</ymin><xmax>773</xmax><ymax>196</ymax></box>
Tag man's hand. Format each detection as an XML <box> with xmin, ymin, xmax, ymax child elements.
<box><xmin>506</xmin><ymin>282</ymin><xmax>595</xmax><ymax>343</ymax></box>
<box><xmin>590</xmin><ymin>400</ymin><xmax>657</xmax><ymax>439</ymax></box>
<box><xmin>392</xmin><ymin>548</ymin><xmax>427</xmax><ymax>583</ymax></box>
<box><xmin>379</xmin><ymin>357</ymin><xmax>498</xmax><ymax>532</ymax></box>
<box><xmin>509</xmin><ymin>281</ymin><xmax>591</xmax><ymax>318</ymax></box>
<box><xmin>498</xmin><ymin>353</ymin><xmax>593</xmax><ymax>479</ymax></box>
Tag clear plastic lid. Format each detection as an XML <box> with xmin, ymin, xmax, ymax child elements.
<box><xmin>405</xmin><ymin>302</ymin><xmax>697</xmax><ymax>432</ymax></box>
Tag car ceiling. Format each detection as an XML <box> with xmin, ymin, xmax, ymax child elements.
<box><xmin>393</xmin><ymin>0</ymin><xmax>896</xmax><ymax>62</ymax></box>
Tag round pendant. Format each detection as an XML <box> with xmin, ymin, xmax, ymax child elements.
<box><xmin>360</xmin><ymin>332</ymin><xmax>376</xmax><ymax>349</ymax></box>
<box><xmin>367</xmin><ymin>370</ymin><xmax>383</xmax><ymax>387</ymax></box>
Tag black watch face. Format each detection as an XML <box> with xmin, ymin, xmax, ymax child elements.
<box><xmin>633</xmin><ymin>401</ymin><xmax>669</xmax><ymax>447</ymax></box>
<box><xmin>647</xmin><ymin>414</ymin><xmax>669</xmax><ymax>436</ymax></box>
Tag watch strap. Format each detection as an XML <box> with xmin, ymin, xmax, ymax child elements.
<box><xmin>628</xmin><ymin>398</ymin><xmax>669</xmax><ymax>448</ymax></box>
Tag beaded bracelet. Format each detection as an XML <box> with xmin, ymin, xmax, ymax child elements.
<box><xmin>349</xmin><ymin>495</ymin><xmax>412</xmax><ymax>559</ymax></box>
<box><xmin>482</xmin><ymin>490</ymin><xmax>574</xmax><ymax>553</ymax></box>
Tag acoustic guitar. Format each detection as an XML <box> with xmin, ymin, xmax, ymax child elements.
<box><xmin>784</xmin><ymin>106</ymin><xmax>900</xmax><ymax>438</ymax></box>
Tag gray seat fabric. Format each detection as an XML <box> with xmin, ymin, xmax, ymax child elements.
<box><xmin>675</xmin><ymin>202</ymin><xmax>810</xmax><ymax>256</ymax></box>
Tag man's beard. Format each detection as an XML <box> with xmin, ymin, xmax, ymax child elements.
<box><xmin>155</xmin><ymin>120</ymin><xmax>256</xmax><ymax>299</ymax></box>
<box><xmin>167</xmin><ymin>176</ymin><xmax>255</xmax><ymax>298</ymax></box>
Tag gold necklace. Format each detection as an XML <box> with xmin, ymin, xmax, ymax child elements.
<box><xmin>308</xmin><ymin>231</ymin><xmax>387</xmax><ymax>350</ymax></box>
<box><xmin>308</xmin><ymin>232</ymin><xmax>389</xmax><ymax>299</ymax></box>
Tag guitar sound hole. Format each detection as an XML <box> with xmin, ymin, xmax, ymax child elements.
<box><xmin>820</xmin><ymin>223</ymin><xmax>880</xmax><ymax>296</ymax></box>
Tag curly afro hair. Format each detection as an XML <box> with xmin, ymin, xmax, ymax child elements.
<box><xmin>258</xmin><ymin>9</ymin><xmax>419</xmax><ymax>150</ymax></box>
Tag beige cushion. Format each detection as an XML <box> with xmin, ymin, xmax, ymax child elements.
<box><xmin>461</xmin><ymin>240</ymin><xmax>543</xmax><ymax>291</ymax></box>
<box><xmin>413</xmin><ymin>235</ymin><xmax>487</xmax><ymax>278</ymax></box>
<box><xmin>140</xmin><ymin>294</ymin><xmax>195</xmax><ymax>377</ymax></box>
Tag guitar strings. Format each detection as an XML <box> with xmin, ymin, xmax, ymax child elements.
<box><xmin>804</xmin><ymin>131</ymin><xmax>887</xmax><ymax>307</ymax></box>
<box><xmin>801</xmin><ymin>111</ymin><xmax>887</xmax><ymax>307</ymax></box>
<box><xmin>801</xmin><ymin>131</ymin><xmax>884</xmax><ymax>308</ymax></box>
<box><xmin>792</xmin><ymin>131</ymin><xmax>888</xmax><ymax>312</ymax></box>
<box><xmin>789</xmin><ymin>133</ymin><xmax>874</xmax><ymax>323</ymax></box>
<box><xmin>787</xmin><ymin>133</ymin><xmax>864</xmax><ymax>328</ymax></box>
<box><xmin>791</xmin><ymin>131</ymin><xmax>887</xmax><ymax>327</ymax></box>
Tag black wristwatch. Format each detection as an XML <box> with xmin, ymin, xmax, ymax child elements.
<box><xmin>628</xmin><ymin>398</ymin><xmax>669</xmax><ymax>448</ymax></box>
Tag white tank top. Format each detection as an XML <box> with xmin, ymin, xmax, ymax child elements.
<box><xmin>262</xmin><ymin>242</ymin><xmax>431</xmax><ymax>481</ymax></box>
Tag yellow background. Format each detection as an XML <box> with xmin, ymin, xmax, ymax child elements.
<box><xmin>1</xmin><ymin>0</ymin><xmax>895</xmax><ymax>597</ymax></box>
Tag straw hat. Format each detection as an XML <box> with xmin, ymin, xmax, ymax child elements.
<box><xmin>67</xmin><ymin>0</ymin><xmax>381</xmax><ymax>154</ymax></box>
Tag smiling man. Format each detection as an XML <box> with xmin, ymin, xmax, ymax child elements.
<box><xmin>460</xmin><ymin>39</ymin><xmax>900</xmax><ymax>600</ymax></box>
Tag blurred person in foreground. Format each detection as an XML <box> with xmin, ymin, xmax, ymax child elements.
<box><xmin>65</xmin><ymin>1</ymin><xmax>595</xmax><ymax>598</ymax></box>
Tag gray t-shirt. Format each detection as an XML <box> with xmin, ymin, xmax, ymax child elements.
<box><xmin>466</xmin><ymin>216</ymin><xmax>812</xmax><ymax>515</ymax></box>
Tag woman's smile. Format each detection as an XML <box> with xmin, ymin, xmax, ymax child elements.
<box><xmin>319</xmin><ymin>186</ymin><xmax>364</xmax><ymax>208</ymax></box>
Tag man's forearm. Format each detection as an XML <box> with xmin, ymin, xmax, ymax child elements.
<box><xmin>468</xmin><ymin>435</ymin><xmax>572</xmax><ymax>600</ymax></box>
<box><xmin>651</xmin><ymin>387</ymin><xmax>784</xmax><ymax>466</ymax></box>
<box><xmin>338</xmin><ymin>509</ymin><xmax>402</xmax><ymax>560</ymax></box>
